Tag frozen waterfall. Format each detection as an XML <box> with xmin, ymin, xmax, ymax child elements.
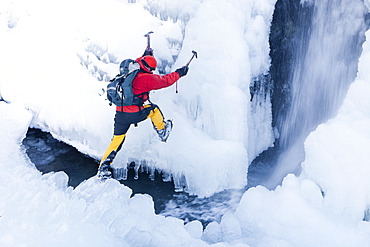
<box><xmin>260</xmin><ymin>0</ymin><xmax>368</xmax><ymax>188</ymax></box>
<box><xmin>279</xmin><ymin>0</ymin><xmax>367</xmax><ymax>148</ymax></box>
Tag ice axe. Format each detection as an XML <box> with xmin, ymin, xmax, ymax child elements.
<box><xmin>176</xmin><ymin>50</ymin><xmax>198</xmax><ymax>93</ymax></box>
<box><xmin>144</xmin><ymin>31</ymin><xmax>154</xmax><ymax>49</ymax></box>
<box><xmin>186</xmin><ymin>50</ymin><xmax>198</xmax><ymax>66</ymax></box>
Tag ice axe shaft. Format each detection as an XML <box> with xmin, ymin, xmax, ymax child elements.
<box><xmin>186</xmin><ymin>50</ymin><xmax>198</xmax><ymax>66</ymax></box>
<box><xmin>144</xmin><ymin>31</ymin><xmax>154</xmax><ymax>48</ymax></box>
<box><xmin>176</xmin><ymin>50</ymin><xmax>198</xmax><ymax>94</ymax></box>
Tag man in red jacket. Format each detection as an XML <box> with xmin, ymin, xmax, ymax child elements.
<box><xmin>97</xmin><ymin>50</ymin><xmax>189</xmax><ymax>179</ymax></box>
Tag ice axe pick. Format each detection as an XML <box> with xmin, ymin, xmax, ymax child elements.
<box><xmin>186</xmin><ymin>50</ymin><xmax>198</xmax><ymax>66</ymax></box>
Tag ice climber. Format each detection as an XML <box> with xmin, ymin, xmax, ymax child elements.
<box><xmin>97</xmin><ymin>48</ymin><xmax>189</xmax><ymax>179</ymax></box>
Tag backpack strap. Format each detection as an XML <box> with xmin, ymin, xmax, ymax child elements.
<box><xmin>132</xmin><ymin>70</ymin><xmax>152</xmax><ymax>106</ymax></box>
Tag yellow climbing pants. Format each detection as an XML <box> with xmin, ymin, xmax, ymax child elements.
<box><xmin>99</xmin><ymin>104</ymin><xmax>165</xmax><ymax>167</ymax></box>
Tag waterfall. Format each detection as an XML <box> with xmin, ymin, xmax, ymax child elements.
<box><xmin>279</xmin><ymin>0</ymin><xmax>368</xmax><ymax>148</ymax></box>
<box><xmin>250</xmin><ymin>0</ymin><xmax>368</xmax><ymax>189</ymax></box>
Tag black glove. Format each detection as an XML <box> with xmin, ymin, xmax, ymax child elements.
<box><xmin>143</xmin><ymin>47</ymin><xmax>154</xmax><ymax>56</ymax></box>
<box><xmin>176</xmin><ymin>66</ymin><xmax>189</xmax><ymax>77</ymax></box>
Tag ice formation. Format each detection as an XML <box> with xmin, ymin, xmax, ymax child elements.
<box><xmin>1</xmin><ymin>0</ymin><xmax>370</xmax><ymax>246</ymax></box>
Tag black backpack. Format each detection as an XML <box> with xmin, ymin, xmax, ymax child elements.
<box><xmin>106</xmin><ymin>59</ymin><xmax>141</xmax><ymax>106</ymax></box>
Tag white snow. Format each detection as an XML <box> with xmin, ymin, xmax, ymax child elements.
<box><xmin>1</xmin><ymin>0</ymin><xmax>370</xmax><ymax>246</ymax></box>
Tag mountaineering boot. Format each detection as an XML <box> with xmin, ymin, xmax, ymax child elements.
<box><xmin>156</xmin><ymin>119</ymin><xmax>173</xmax><ymax>142</ymax></box>
<box><xmin>97</xmin><ymin>160</ymin><xmax>112</xmax><ymax>180</ymax></box>
<box><xmin>97</xmin><ymin>151</ymin><xmax>117</xmax><ymax>180</ymax></box>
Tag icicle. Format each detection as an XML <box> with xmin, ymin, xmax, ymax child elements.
<box><xmin>173</xmin><ymin>173</ymin><xmax>187</xmax><ymax>192</ymax></box>
<box><xmin>133</xmin><ymin>162</ymin><xmax>140</xmax><ymax>180</ymax></box>
<box><xmin>139</xmin><ymin>160</ymin><xmax>147</xmax><ymax>170</ymax></box>
<box><xmin>113</xmin><ymin>165</ymin><xmax>128</xmax><ymax>180</ymax></box>
<box><xmin>363</xmin><ymin>209</ymin><xmax>370</xmax><ymax>222</ymax></box>
<box><xmin>162</xmin><ymin>171</ymin><xmax>172</xmax><ymax>182</ymax></box>
<box><xmin>149</xmin><ymin>166</ymin><xmax>155</xmax><ymax>181</ymax></box>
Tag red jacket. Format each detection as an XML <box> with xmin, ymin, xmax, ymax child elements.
<box><xmin>116</xmin><ymin>70</ymin><xmax>181</xmax><ymax>112</ymax></box>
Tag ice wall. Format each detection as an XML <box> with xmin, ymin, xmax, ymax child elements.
<box><xmin>149</xmin><ymin>0</ymin><xmax>276</xmax><ymax>196</ymax></box>
<box><xmin>0</xmin><ymin>0</ymin><xmax>276</xmax><ymax>196</ymax></box>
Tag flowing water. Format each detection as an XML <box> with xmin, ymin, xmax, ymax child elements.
<box><xmin>254</xmin><ymin>0</ymin><xmax>368</xmax><ymax>188</ymax></box>
<box><xmin>278</xmin><ymin>0</ymin><xmax>367</xmax><ymax>149</ymax></box>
